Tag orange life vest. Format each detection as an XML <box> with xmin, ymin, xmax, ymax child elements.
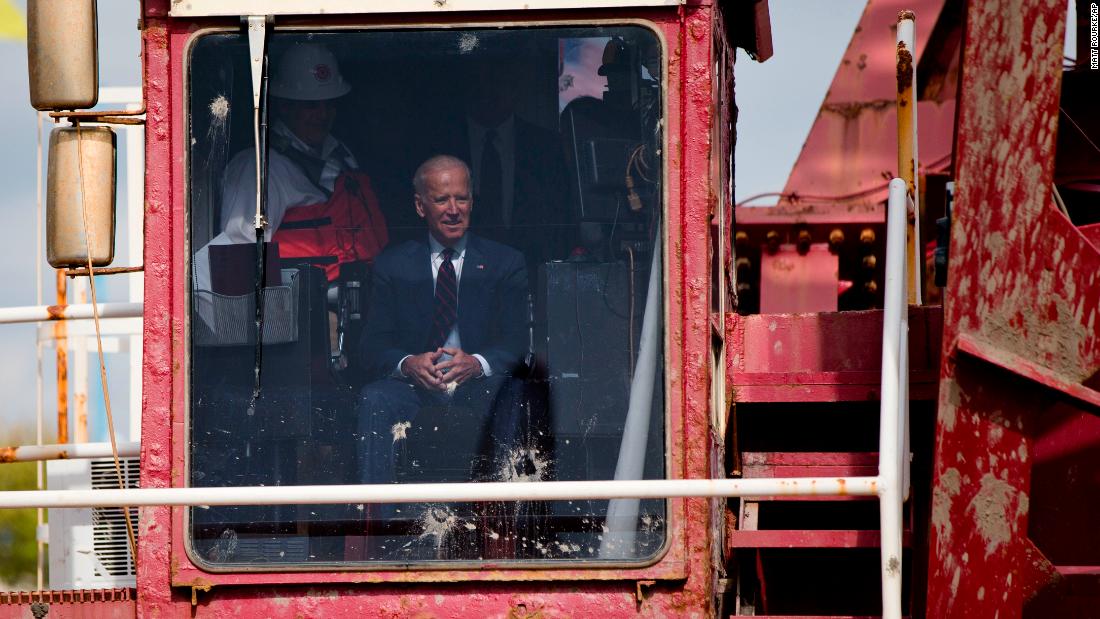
<box><xmin>273</xmin><ymin>171</ymin><xmax>388</xmax><ymax>281</ymax></box>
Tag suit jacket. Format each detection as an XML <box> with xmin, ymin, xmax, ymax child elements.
<box><xmin>359</xmin><ymin>234</ymin><xmax>529</xmax><ymax>381</ymax></box>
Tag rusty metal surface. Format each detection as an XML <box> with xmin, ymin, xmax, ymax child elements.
<box><xmin>0</xmin><ymin>589</ymin><xmax>134</xmax><ymax>605</ymax></box>
<box><xmin>926</xmin><ymin>0</ymin><xmax>1100</xmax><ymax>616</ymax></box>
<box><xmin>74</xmin><ymin>287</ymin><xmax>89</xmax><ymax>443</ymax></box>
<box><xmin>131</xmin><ymin>4</ymin><xmax>727</xmax><ymax>617</ymax></box>
<box><xmin>54</xmin><ymin>270</ymin><xmax>68</xmax><ymax>444</ymax></box>
<box><xmin>779</xmin><ymin>0</ymin><xmax>954</xmax><ymax>209</ymax></box>
<box><xmin>735</xmin><ymin>202</ymin><xmax>883</xmax><ymax>226</ymax></box>
<box><xmin>677</xmin><ymin>5</ymin><xmax>721</xmax><ymax>616</ymax></box>
<box><xmin>135</xmin><ymin>15</ymin><xmax>174</xmax><ymax>617</ymax></box>
<box><xmin>65</xmin><ymin>265</ymin><xmax>145</xmax><ymax>278</ymax></box>
<box><xmin>896</xmin><ymin>11</ymin><xmax>920</xmax><ymax>305</ymax></box>
<box><xmin>0</xmin><ymin>588</ymin><xmax>135</xmax><ymax>619</ymax></box>
<box><xmin>738</xmin><ymin>451</ymin><xmax>880</xmax><ymax>503</ymax></box>
<box><xmin>49</xmin><ymin>108</ymin><xmax>147</xmax><ymax>127</ymax></box>
<box><xmin>181</xmin><ymin>585</ymin><xmax>664</xmax><ymax>617</ymax></box>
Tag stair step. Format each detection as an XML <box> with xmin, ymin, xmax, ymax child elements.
<box><xmin>741</xmin><ymin>451</ymin><xmax>879</xmax><ymax>478</ymax></box>
<box><xmin>730</xmin><ymin>370</ymin><xmax>940</xmax><ymax>403</ymax></box>
<box><xmin>726</xmin><ymin>529</ymin><xmax>912</xmax><ymax>549</ymax></box>
<box><xmin>727</xmin><ymin>309</ymin><xmax>942</xmax><ymax>404</ymax></box>
<box><xmin>736</xmin><ymin>452</ymin><xmax>880</xmax><ymax>501</ymax></box>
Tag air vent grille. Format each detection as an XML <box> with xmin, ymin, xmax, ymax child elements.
<box><xmin>89</xmin><ymin>458</ymin><xmax>139</xmax><ymax>577</ymax></box>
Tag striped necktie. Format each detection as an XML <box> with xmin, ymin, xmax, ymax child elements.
<box><xmin>427</xmin><ymin>247</ymin><xmax>458</xmax><ymax>350</ymax></box>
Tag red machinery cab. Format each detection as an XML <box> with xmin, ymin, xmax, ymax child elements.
<box><xmin>140</xmin><ymin>1</ymin><xmax>760</xmax><ymax>616</ymax></box>
<box><xmin>5</xmin><ymin>1</ymin><xmax>1099</xmax><ymax>618</ymax></box>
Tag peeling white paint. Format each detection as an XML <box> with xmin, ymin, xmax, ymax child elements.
<box><xmin>391</xmin><ymin>421</ymin><xmax>411</xmax><ymax>443</ymax></box>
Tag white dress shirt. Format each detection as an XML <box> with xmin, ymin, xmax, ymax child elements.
<box><xmin>467</xmin><ymin>115</ymin><xmax>516</xmax><ymax>227</ymax></box>
<box><xmin>396</xmin><ymin>234</ymin><xmax>492</xmax><ymax>381</ymax></box>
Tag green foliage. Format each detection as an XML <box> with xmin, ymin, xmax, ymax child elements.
<box><xmin>0</xmin><ymin>426</ymin><xmax>40</xmax><ymax>590</ymax></box>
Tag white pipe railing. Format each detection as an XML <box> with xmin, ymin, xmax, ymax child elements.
<box><xmin>0</xmin><ymin>477</ymin><xmax>878</xmax><ymax>509</ymax></box>
<box><xmin>0</xmin><ymin>442</ymin><xmax>140</xmax><ymax>463</ymax></box>
<box><xmin>878</xmin><ymin>178</ymin><xmax>910</xmax><ymax>619</ymax></box>
<box><xmin>0</xmin><ymin>302</ymin><xmax>143</xmax><ymax>325</ymax></box>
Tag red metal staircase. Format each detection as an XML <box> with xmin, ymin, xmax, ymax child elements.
<box><xmin>724</xmin><ymin>309</ymin><xmax>942</xmax><ymax>617</ymax></box>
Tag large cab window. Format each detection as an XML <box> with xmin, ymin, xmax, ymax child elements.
<box><xmin>188</xmin><ymin>25</ymin><xmax>665</xmax><ymax>567</ymax></box>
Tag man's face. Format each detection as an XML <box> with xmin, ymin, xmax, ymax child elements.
<box><xmin>415</xmin><ymin>164</ymin><xmax>472</xmax><ymax>246</ymax></box>
<box><xmin>278</xmin><ymin>98</ymin><xmax>338</xmax><ymax>149</ymax></box>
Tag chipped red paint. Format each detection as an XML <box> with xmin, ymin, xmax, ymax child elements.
<box><xmin>678</xmin><ymin>4</ymin><xmax>719</xmax><ymax>616</ymax></box>
<box><xmin>779</xmin><ymin>0</ymin><xmax>955</xmax><ymax>209</ymax></box>
<box><xmin>137</xmin><ymin>12</ymin><xmax>177</xmax><ymax>617</ymax></box>
<box><xmin>926</xmin><ymin>0</ymin><xmax>1100</xmax><ymax>616</ymax></box>
<box><xmin>728</xmin><ymin>309</ymin><xmax>942</xmax><ymax>403</ymax></box>
<box><xmin>132</xmin><ymin>2</ymin><xmax>730</xmax><ymax>616</ymax></box>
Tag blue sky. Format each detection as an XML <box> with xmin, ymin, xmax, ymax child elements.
<box><xmin>0</xmin><ymin>1</ymin><xmax>866</xmax><ymax>433</ymax></box>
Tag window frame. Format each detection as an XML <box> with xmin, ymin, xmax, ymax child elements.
<box><xmin>172</xmin><ymin>15</ymin><xmax>688</xmax><ymax>585</ymax></box>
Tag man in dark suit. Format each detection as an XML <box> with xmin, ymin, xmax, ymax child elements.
<box><xmin>357</xmin><ymin>155</ymin><xmax>529</xmax><ymax>487</ymax></box>
<box><xmin>427</xmin><ymin>63</ymin><xmax>574</xmax><ymax>271</ymax></box>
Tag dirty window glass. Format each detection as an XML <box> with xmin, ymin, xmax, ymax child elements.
<box><xmin>188</xmin><ymin>26</ymin><xmax>665</xmax><ymax>567</ymax></box>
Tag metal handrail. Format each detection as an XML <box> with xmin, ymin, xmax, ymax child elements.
<box><xmin>0</xmin><ymin>302</ymin><xmax>143</xmax><ymax>325</ymax></box>
<box><xmin>877</xmin><ymin>179</ymin><xmax>911</xmax><ymax>619</ymax></box>
<box><xmin>0</xmin><ymin>477</ymin><xmax>878</xmax><ymax>509</ymax></box>
<box><xmin>0</xmin><ymin>442</ymin><xmax>140</xmax><ymax>463</ymax></box>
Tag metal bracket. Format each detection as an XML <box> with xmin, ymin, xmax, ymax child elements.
<box><xmin>245</xmin><ymin>16</ymin><xmax>268</xmax><ymax>111</ymax></box>
<box><xmin>635</xmin><ymin>579</ymin><xmax>656</xmax><ymax>606</ymax></box>
<box><xmin>64</xmin><ymin>265</ymin><xmax>144</xmax><ymax>278</ymax></box>
<box><xmin>47</xmin><ymin>110</ymin><xmax>145</xmax><ymax>126</ymax></box>
<box><xmin>190</xmin><ymin>583</ymin><xmax>212</xmax><ymax>606</ymax></box>
<box><xmin>244</xmin><ymin>15</ymin><xmax>272</xmax><ymax>232</ymax></box>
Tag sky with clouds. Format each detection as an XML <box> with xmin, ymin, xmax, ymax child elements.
<box><xmin>0</xmin><ymin>1</ymin><xmax>867</xmax><ymax>437</ymax></box>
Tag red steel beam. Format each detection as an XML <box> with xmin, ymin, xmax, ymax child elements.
<box><xmin>926</xmin><ymin>0</ymin><xmax>1100</xmax><ymax>616</ymax></box>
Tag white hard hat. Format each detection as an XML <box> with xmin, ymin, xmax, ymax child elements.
<box><xmin>270</xmin><ymin>43</ymin><xmax>351</xmax><ymax>101</ymax></box>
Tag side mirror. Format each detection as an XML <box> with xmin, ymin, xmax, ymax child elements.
<box><xmin>27</xmin><ymin>0</ymin><xmax>99</xmax><ymax>111</ymax></box>
<box><xmin>46</xmin><ymin>126</ymin><xmax>116</xmax><ymax>269</ymax></box>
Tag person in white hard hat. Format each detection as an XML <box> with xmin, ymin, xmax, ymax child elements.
<box><xmin>195</xmin><ymin>43</ymin><xmax>388</xmax><ymax>292</ymax></box>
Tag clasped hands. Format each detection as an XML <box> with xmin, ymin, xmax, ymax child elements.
<box><xmin>400</xmin><ymin>347</ymin><xmax>483</xmax><ymax>392</ymax></box>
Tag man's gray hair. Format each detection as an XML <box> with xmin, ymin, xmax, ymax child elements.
<box><xmin>412</xmin><ymin>155</ymin><xmax>471</xmax><ymax>197</ymax></box>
